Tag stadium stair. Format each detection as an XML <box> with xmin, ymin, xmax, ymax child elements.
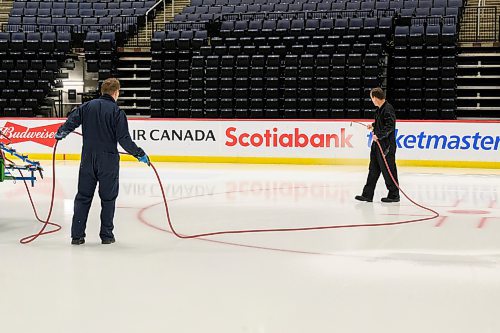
<box><xmin>0</xmin><ymin>0</ymin><xmax>14</xmax><ymax>27</ymax></box>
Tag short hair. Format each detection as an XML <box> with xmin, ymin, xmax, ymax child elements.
<box><xmin>370</xmin><ymin>87</ymin><xmax>386</xmax><ymax>100</ymax></box>
<box><xmin>101</xmin><ymin>78</ymin><xmax>120</xmax><ymax>95</ymax></box>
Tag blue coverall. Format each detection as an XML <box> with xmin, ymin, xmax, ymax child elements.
<box><xmin>56</xmin><ymin>94</ymin><xmax>145</xmax><ymax>241</ymax></box>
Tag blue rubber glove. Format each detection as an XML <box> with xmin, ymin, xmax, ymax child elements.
<box><xmin>138</xmin><ymin>154</ymin><xmax>150</xmax><ymax>166</ymax></box>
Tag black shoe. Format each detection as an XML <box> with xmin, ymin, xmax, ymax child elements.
<box><xmin>381</xmin><ymin>197</ymin><xmax>400</xmax><ymax>203</ymax></box>
<box><xmin>71</xmin><ymin>238</ymin><xmax>85</xmax><ymax>245</ymax></box>
<box><xmin>355</xmin><ymin>195</ymin><xmax>373</xmax><ymax>202</ymax></box>
<box><xmin>101</xmin><ymin>238</ymin><xmax>115</xmax><ymax>245</ymax></box>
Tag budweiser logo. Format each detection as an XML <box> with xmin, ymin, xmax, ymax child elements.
<box><xmin>0</xmin><ymin>121</ymin><xmax>63</xmax><ymax>148</ymax></box>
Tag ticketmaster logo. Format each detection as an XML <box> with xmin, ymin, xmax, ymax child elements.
<box><xmin>367</xmin><ymin>130</ymin><xmax>500</xmax><ymax>150</ymax></box>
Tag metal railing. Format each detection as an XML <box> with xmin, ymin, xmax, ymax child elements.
<box><xmin>460</xmin><ymin>6</ymin><xmax>499</xmax><ymax>42</ymax></box>
<box><xmin>155</xmin><ymin>21</ymin><xmax>209</xmax><ymax>31</ymax></box>
<box><xmin>145</xmin><ymin>0</ymin><xmax>166</xmax><ymax>39</ymax></box>
<box><xmin>410</xmin><ymin>15</ymin><xmax>457</xmax><ymax>26</ymax></box>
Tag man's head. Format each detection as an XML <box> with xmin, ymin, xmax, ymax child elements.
<box><xmin>370</xmin><ymin>87</ymin><xmax>386</xmax><ymax>107</ymax></box>
<box><xmin>101</xmin><ymin>78</ymin><xmax>120</xmax><ymax>101</ymax></box>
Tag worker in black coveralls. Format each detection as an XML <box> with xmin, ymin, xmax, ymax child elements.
<box><xmin>55</xmin><ymin>78</ymin><xmax>150</xmax><ymax>245</ymax></box>
<box><xmin>355</xmin><ymin>87</ymin><xmax>400</xmax><ymax>203</ymax></box>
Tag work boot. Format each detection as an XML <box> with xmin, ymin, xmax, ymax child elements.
<box><xmin>355</xmin><ymin>195</ymin><xmax>373</xmax><ymax>202</ymax></box>
<box><xmin>101</xmin><ymin>238</ymin><xmax>115</xmax><ymax>245</ymax></box>
<box><xmin>381</xmin><ymin>197</ymin><xmax>400</xmax><ymax>203</ymax></box>
<box><xmin>71</xmin><ymin>238</ymin><xmax>85</xmax><ymax>245</ymax></box>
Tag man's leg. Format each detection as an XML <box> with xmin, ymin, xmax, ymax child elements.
<box><xmin>378</xmin><ymin>150</ymin><xmax>400</xmax><ymax>199</ymax></box>
<box><xmin>361</xmin><ymin>146</ymin><xmax>381</xmax><ymax>200</ymax></box>
<box><xmin>97</xmin><ymin>152</ymin><xmax>120</xmax><ymax>241</ymax></box>
<box><xmin>72</xmin><ymin>154</ymin><xmax>97</xmax><ymax>239</ymax></box>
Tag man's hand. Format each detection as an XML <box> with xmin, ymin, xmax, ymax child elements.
<box><xmin>373</xmin><ymin>134</ymin><xmax>378</xmax><ymax>142</ymax></box>
<box><xmin>138</xmin><ymin>154</ymin><xmax>151</xmax><ymax>166</ymax></box>
<box><xmin>367</xmin><ymin>124</ymin><xmax>373</xmax><ymax>131</ymax></box>
<box><xmin>55</xmin><ymin>132</ymin><xmax>64</xmax><ymax>141</ymax></box>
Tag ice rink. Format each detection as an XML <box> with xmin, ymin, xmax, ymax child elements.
<box><xmin>1</xmin><ymin>161</ymin><xmax>500</xmax><ymax>333</ymax></box>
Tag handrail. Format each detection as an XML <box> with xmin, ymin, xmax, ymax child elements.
<box><xmin>460</xmin><ymin>6</ymin><xmax>498</xmax><ymax>42</ymax></box>
<box><xmin>155</xmin><ymin>21</ymin><xmax>209</xmax><ymax>31</ymax></box>
<box><xmin>146</xmin><ymin>0</ymin><xmax>165</xmax><ymax>39</ymax></box>
<box><xmin>410</xmin><ymin>15</ymin><xmax>457</xmax><ymax>26</ymax></box>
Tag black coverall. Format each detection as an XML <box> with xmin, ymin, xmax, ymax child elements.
<box><xmin>56</xmin><ymin>94</ymin><xmax>145</xmax><ymax>241</ymax></box>
<box><xmin>361</xmin><ymin>101</ymin><xmax>400</xmax><ymax>200</ymax></box>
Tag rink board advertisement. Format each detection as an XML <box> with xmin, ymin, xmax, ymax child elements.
<box><xmin>0</xmin><ymin>118</ymin><xmax>499</xmax><ymax>168</ymax></box>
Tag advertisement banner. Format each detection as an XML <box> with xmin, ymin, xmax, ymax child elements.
<box><xmin>1</xmin><ymin>118</ymin><xmax>499</xmax><ymax>168</ymax></box>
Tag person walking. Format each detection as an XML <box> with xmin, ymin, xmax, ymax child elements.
<box><xmin>355</xmin><ymin>87</ymin><xmax>400</xmax><ymax>203</ymax></box>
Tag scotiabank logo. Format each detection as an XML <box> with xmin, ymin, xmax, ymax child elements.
<box><xmin>0</xmin><ymin>122</ymin><xmax>62</xmax><ymax>148</ymax></box>
<box><xmin>225</xmin><ymin>127</ymin><xmax>353</xmax><ymax>148</ymax></box>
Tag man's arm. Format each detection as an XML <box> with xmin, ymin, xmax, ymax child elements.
<box><xmin>116</xmin><ymin>110</ymin><xmax>145</xmax><ymax>158</ymax></box>
<box><xmin>56</xmin><ymin>106</ymin><xmax>83</xmax><ymax>139</ymax></box>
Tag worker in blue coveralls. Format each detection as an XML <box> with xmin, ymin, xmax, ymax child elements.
<box><xmin>55</xmin><ymin>78</ymin><xmax>150</xmax><ymax>245</ymax></box>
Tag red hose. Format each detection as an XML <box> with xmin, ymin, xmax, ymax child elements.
<box><xmin>1</xmin><ymin>140</ymin><xmax>62</xmax><ymax>244</ymax></box>
<box><xmin>147</xmin><ymin>121</ymin><xmax>438</xmax><ymax>238</ymax></box>
<box><xmin>148</xmin><ymin>142</ymin><xmax>439</xmax><ymax>239</ymax></box>
<box><xmin>12</xmin><ymin>125</ymin><xmax>438</xmax><ymax>243</ymax></box>
<box><xmin>18</xmin><ymin>141</ymin><xmax>62</xmax><ymax>244</ymax></box>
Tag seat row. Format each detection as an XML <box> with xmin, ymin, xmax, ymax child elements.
<box><xmin>392</xmin><ymin>54</ymin><xmax>455</xmax><ymax>67</ymax></box>
<box><xmin>0</xmin><ymin>59</ymin><xmax>58</xmax><ymax>70</ymax></box>
<box><xmin>84</xmin><ymin>31</ymin><xmax>117</xmax><ymax>52</ymax></box>
<box><xmin>0</xmin><ymin>32</ymin><xmax>71</xmax><ymax>58</ymax></box>
<box><xmin>394</xmin><ymin>23</ymin><xmax>456</xmax><ymax>46</ymax></box>
<box><xmin>152</xmin><ymin>87</ymin><xmax>376</xmax><ymax>99</ymax></box>
<box><xmin>0</xmin><ymin>106</ymin><xmax>40</xmax><ymax>117</ymax></box>
<box><xmin>219</xmin><ymin>17</ymin><xmax>392</xmax><ymax>36</ymax></box>
<box><xmin>199</xmin><ymin>41</ymin><xmax>383</xmax><ymax>55</ymax></box>
<box><xmin>182</xmin><ymin>1</ymin><xmax>458</xmax><ymax>15</ymax></box>
<box><xmin>153</xmin><ymin>37</ymin><xmax>384</xmax><ymax>58</ymax></box>
<box><xmin>12</xmin><ymin>1</ymin><xmax>156</xmax><ymax>9</ymax></box>
<box><xmin>214</xmin><ymin>30</ymin><xmax>386</xmax><ymax>43</ymax></box>
<box><xmin>156</xmin><ymin>68</ymin><xmax>381</xmax><ymax>81</ymax></box>
<box><xmin>0</xmin><ymin>68</ymin><xmax>56</xmax><ymax>80</ymax></box>
<box><xmin>0</xmin><ymin>79</ymin><xmax>53</xmax><ymax>91</ymax></box>
<box><xmin>392</xmin><ymin>66</ymin><xmax>455</xmax><ymax>77</ymax></box>
<box><xmin>0</xmin><ymin>89</ymin><xmax>47</xmax><ymax>100</ymax></box>
<box><xmin>391</xmin><ymin>97</ymin><xmax>456</xmax><ymax>119</ymax></box>
<box><xmin>9</xmin><ymin>9</ymin><xmax>147</xmax><ymax>20</ymax></box>
<box><xmin>150</xmin><ymin>107</ymin><xmax>375</xmax><ymax>120</ymax></box>
<box><xmin>191</xmin><ymin>0</ymin><xmax>463</xmax><ymax>7</ymax></box>
<box><xmin>15</xmin><ymin>0</ymin><xmax>150</xmax><ymax>2</ymax></box>
<box><xmin>150</xmin><ymin>97</ymin><xmax>377</xmax><ymax>119</ymax></box>
<box><xmin>153</xmin><ymin>53</ymin><xmax>380</xmax><ymax>68</ymax></box>
<box><xmin>179</xmin><ymin>75</ymin><xmax>380</xmax><ymax>88</ymax></box>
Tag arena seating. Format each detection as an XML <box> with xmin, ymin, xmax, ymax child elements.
<box><xmin>151</xmin><ymin>0</ymin><xmax>462</xmax><ymax>119</ymax></box>
<box><xmin>9</xmin><ymin>0</ymin><xmax>156</xmax><ymax>30</ymax></box>
<box><xmin>390</xmin><ymin>16</ymin><xmax>458</xmax><ymax>119</ymax></box>
<box><xmin>388</xmin><ymin>0</ymin><xmax>461</xmax><ymax>119</ymax></box>
<box><xmin>151</xmin><ymin>24</ymin><xmax>210</xmax><ymax>117</ymax></box>
<box><xmin>153</xmin><ymin>6</ymin><xmax>393</xmax><ymax>118</ymax></box>
<box><xmin>1</xmin><ymin>0</ymin><xmax>159</xmax><ymax>117</ymax></box>
<box><xmin>84</xmin><ymin>31</ymin><xmax>117</xmax><ymax>81</ymax></box>
<box><xmin>0</xmin><ymin>0</ymin><xmax>464</xmax><ymax>119</ymax></box>
<box><xmin>0</xmin><ymin>30</ymin><xmax>70</xmax><ymax>116</ymax></box>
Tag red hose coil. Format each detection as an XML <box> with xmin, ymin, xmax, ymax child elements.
<box><xmin>6</xmin><ymin>125</ymin><xmax>438</xmax><ymax>243</ymax></box>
